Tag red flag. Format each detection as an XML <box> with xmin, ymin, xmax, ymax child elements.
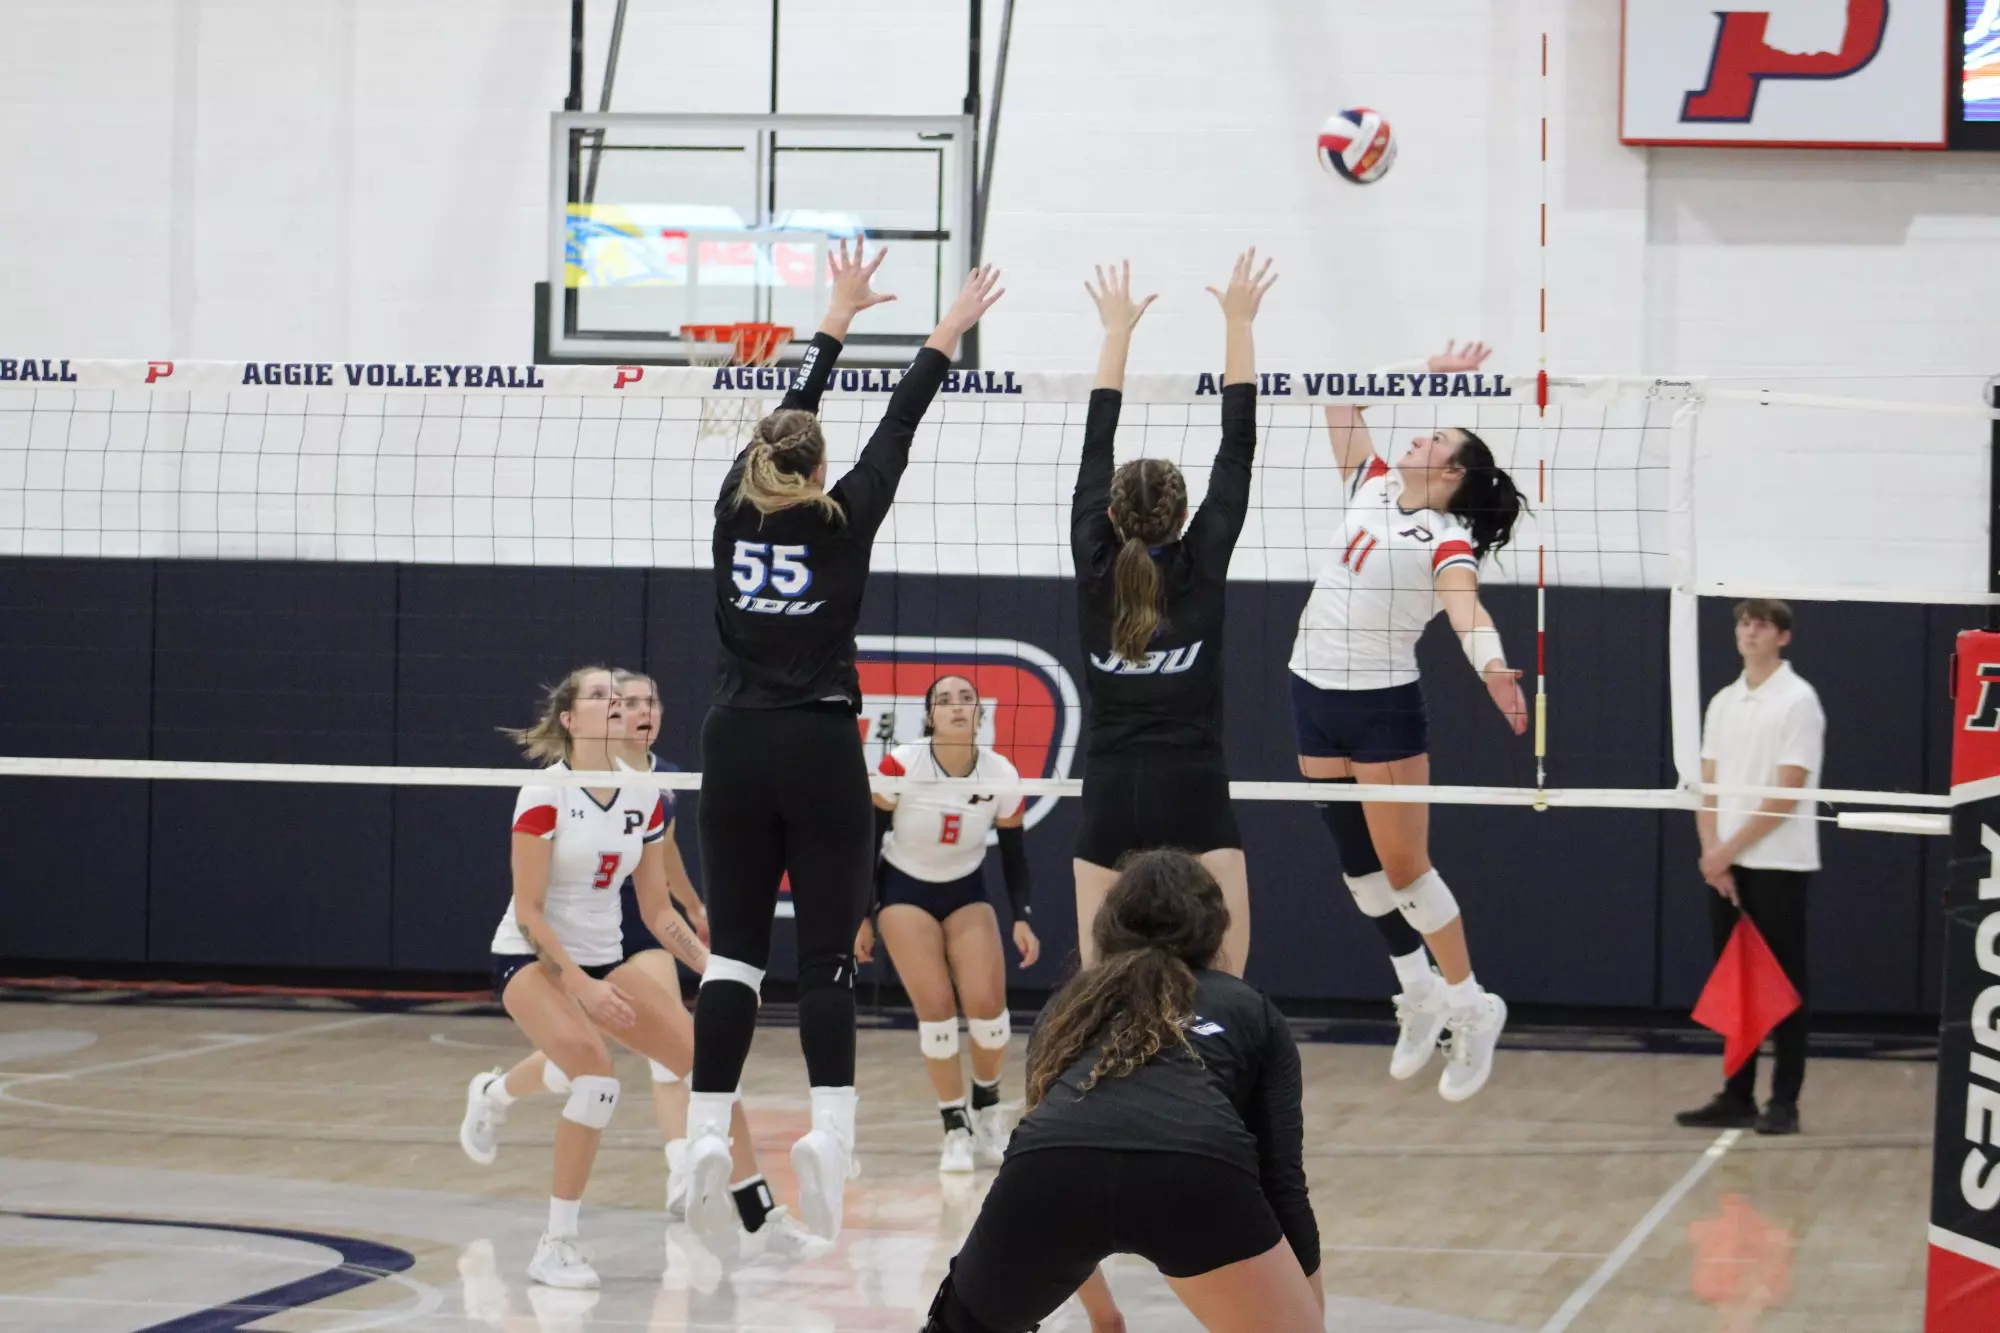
<box><xmin>1691</xmin><ymin>916</ymin><xmax>1801</xmax><ymax>1078</ymax></box>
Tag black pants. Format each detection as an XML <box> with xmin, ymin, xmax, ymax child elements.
<box><xmin>1709</xmin><ymin>866</ymin><xmax>1811</xmax><ymax>1106</ymax></box>
<box><xmin>694</xmin><ymin>704</ymin><xmax>873</xmax><ymax>1091</ymax></box>
<box><xmin>931</xmin><ymin>1148</ymin><xmax>1285</xmax><ymax>1333</ymax></box>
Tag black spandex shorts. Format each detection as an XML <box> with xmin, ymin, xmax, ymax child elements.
<box><xmin>944</xmin><ymin>1148</ymin><xmax>1284</xmax><ymax>1331</ymax></box>
<box><xmin>1074</xmin><ymin>755</ymin><xmax>1240</xmax><ymax>867</ymax></box>
<box><xmin>491</xmin><ymin>953</ymin><xmax>619</xmax><ymax>1001</ymax></box>
<box><xmin>1289</xmin><ymin>674</ymin><xmax>1428</xmax><ymax>763</ymax></box>
<box><xmin>880</xmin><ymin>863</ymin><xmax>989</xmax><ymax>922</ymax></box>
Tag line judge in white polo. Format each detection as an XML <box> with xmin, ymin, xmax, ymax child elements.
<box><xmin>1676</xmin><ymin>598</ymin><xmax>1826</xmax><ymax>1138</ymax></box>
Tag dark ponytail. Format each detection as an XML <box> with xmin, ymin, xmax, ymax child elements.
<box><xmin>1444</xmin><ymin>429</ymin><xmax>1527</xmax><ymax>560</ymax></box>
<box><xmin>1106</xmin><ymin>459</ymin><xmax>1188</xmax><ymax>663</ymax></box>
<box><xmin>1023</xmin><ymin>849</ymin><xmax>1229</xmax><ymax>1109</ymax></box>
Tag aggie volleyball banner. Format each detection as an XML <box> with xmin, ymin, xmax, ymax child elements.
<box><xmin>0</xmin><ymin>357</ymin><xmax>1539</xmax><ymax>404</ymax></box>
<box><xmin>1621</xmin><ymin>0</ymin><xmax>1948</xmax><ymax>148</ymax></box>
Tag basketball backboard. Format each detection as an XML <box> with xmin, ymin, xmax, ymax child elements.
<box><xmin>542</xmin><ymin>112</ymin><xmax>974</xmax><ymax>367</ymax></box>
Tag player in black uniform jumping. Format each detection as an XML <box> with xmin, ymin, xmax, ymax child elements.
<box><xmin>921</xmin><ymin>848</ymin><xmax>1323</xmax><ymax>1333</ymax></box>
<box><xmin>1071</xmin><ymin>252</ymin><xmax>1277</xmax><ymax>975</ymax></box>
<box><xmin>684</xmin><ymin>239</ymin><xmax>1005</xmax><ymax>1246</ymax></box>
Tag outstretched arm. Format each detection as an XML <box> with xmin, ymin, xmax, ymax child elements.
<box><xmin>1436</xmin><ymin>564</ymin><xmax>1526</xmax><ymax>736</ymax></box>
<box><xmin>1185</xmin><ymin>248</ymin><xmax>1278</xmax><ymax>563</ymax></box>
<box><xmin>831</xmin><ymin>266</ymin><xmax>1004</xmax><ymax>535</ymax></box>
<box><xmin>1328</xmin><ymin>341</ymin><xmax>1492</xmax><ymax>490</ymax></box>
<box><xmin>1072</xmin><ymin>263</ymin><xmax>1154</xmax><ymax>557</ymax></box>
<box><xmin>777</xmin><ymin>238</ymin><xmax>895</xmax><ymax>416</ymax></box>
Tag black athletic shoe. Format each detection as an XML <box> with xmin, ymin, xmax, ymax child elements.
<box><xmin>1674</xmin><ymin>1093</ymin><xmax>1759</xmax><ymax>1129</ymax></box>
<box><xmin>1755</xmin><ymin>1101</ymin><xmax>1800</xmax><ymax>1136</ymax></box>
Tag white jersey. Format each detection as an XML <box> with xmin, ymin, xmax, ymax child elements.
<box><xmin>491</xmin><ymin>761</ymin><xmax>667</xmax><ymax>966</ymax></box>
<box><xmin>878</xmin><ymin>743</ymin><xmax>1025</xmax><ymax>883</ymax></box>
<box><xmin>1289</xmin><ymin>456</ymin><xmax>1481</xmax><ymax>691</ymax></box>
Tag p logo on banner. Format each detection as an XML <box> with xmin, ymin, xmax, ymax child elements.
<box><xmin>854</xmin><ymin>635</ymin><xmax>1080</xmax><ymax>830</ymax></box>
<box><xmin>1682</xmin><ymin>0</ymin><xmax>1889</xmax><ymax>123</ymax></box>
<box><xmin>1620</xmin><ymin>0</ymin><xmax>1946</xmax><ymax>147</ymax></box>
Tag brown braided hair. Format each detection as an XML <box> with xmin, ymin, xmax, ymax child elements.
<box><xmin>1106</xmin><ymin>458</ymin><xmax>1188</xmax><ymax>663</ymax></box>
<box><xmin>1024</xmin><ymin>849</ymin><xmax>1230</xmax><ymax>1109</ymax></box>
<box><xmin>732</xmin><ymin>408</ymin><xmax>845</xmax><ymax>522</ymax></box>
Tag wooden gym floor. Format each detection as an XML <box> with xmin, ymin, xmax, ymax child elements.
<box><xmin>0</xmin><ymin>1001</ymin><xmax>1931</xmax><ymax>1331</ymax></box>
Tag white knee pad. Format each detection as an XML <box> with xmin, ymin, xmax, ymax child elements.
<box><xmin>1344</xmin><ymin>870</ymin><xmax>1399</xmax><ymax>919</ymax></box>
<box><xmin>966</xmin><ymin>1011</ymin><xmax>1011</xmax><ymax>1051</ymax></box>
<box><xmin>541</xmin><ymin>1060</ymin><xmax>572</xmax><ymax>1096</ymax></box>
<box><xmin>918</xmin><ymin>1018</ymin><xmax>960</xmax><ymax>1060</ymax></box>
<box><xmin>1394</xmin><ymin>869</ymin><xmax>1461</xmax><ymax>935</ymax></box>
<box><xmin>701</xmin><ymin>955</ymin><xmax>766</xmax><ymax>993</ymax></box>
<box><xmin>562</xmin><ymin>1074</ymin><xmax>620</xmax><ymax>1130</ymax></box>
<box><xmin>648</xmin><ymin>1059</ymin><xmax>680</xmax><ymax>1084</ymax></box>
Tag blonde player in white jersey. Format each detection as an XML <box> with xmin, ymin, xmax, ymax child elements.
<box><xmin>1289</xmin><ymin>343</ymin><xmax>1529</xmax><ymax>1103</ymax></box>
<box><xmin>459</xmin><ymin>669</ymin><xmax>823</xmax><ymax>1263</ymax></box>
<box><xmin>853</xmin><ymin>674</ymin><xmax>1041</xmax><ymax>1173</ymax></box>
<box><xmin>459</xmin><ymin>666</ymin><xmax>793</xmax><ymax>1288</ymax></box>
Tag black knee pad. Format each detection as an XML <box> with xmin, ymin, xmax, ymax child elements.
<box><xmin>1313</xmin><ymin>778</ymin><xmax>1382</xmax><ymax>877</ymax></box>
<box><xmin>797</xmin><ymin>954</ymin><xmax>857</xmax><ymax>994</ymax></box>
<box><xmin>924</xmin><ymin>1272</ymin><xmax>1029</xmax><ymax>1333</ymax></box>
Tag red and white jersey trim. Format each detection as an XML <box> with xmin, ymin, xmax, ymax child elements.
<box><xmin>1290</xmin><ymin>455</ymin><xmax>1481</xmax><ymax>691</ymax></box>
<box><xmin>879</xmin><ymin>743</ymin><xmax>1024</xmax><ymax>884</ymax></box>
<box><xmin>492</xmin><ymin>762</ymin><xmax>662</xmax><ymax>965</ymax></box>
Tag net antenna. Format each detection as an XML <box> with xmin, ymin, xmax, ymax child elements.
<box><xmin>682</xmin><ymin>320</ymin><xmax>793</xmax><ymax>442</ymax></box>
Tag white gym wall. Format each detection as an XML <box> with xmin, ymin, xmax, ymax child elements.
<box><xmin>1</xmin><ymin>0</ymin><xmax>1990</xmax><ymax>592</ymax></box>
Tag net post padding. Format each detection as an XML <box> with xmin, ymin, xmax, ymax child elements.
<box><xmin>1929</xmin><ymin>631</ymin><xmax>2000</xmax><ymax>1331</ymax></box>
<box><xmin>683</xmin><ymin>321</ymin><xmax>794</xmax><ymax>441</ymax></box>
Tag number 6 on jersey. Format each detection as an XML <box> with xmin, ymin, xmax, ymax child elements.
<box><xmin>732</xmin><ymin>541</ymin><xmax>813</xmax><ymax>596</ymax></box>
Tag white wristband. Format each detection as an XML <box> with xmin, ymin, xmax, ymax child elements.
<box><xmin>1460</xmin><ymin>625</ymin><xmax>1507</xmax><ymax>673</ymax></box>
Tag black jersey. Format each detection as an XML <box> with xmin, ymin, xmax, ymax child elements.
<box><xmin>710</xmin><ymin>334</ymin><xmax>950</xmax><ymax>711</ymax></box>
<box><xmin>1009</xmin><ymin>968</ymin><xmax>1315</xmax><ymax>1264</ymax></box>
<box><xmin>1071</xmin><ymin>382</ymin><xmax>1257</xmax><ymax>759</ymax></box>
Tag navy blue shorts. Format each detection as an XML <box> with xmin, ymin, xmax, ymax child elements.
<box><xmin>491</xmin><ymin>953</ymin><xmax>620</xmax><ymax>1001</ymax></box>
<box><xmin>879</xmin><ymin>863</ymin><xmax>990</xmax><ymax>922</ymax></box>
<box><xmin>1288</xmin><ymin>674</ymin><xmax>1428</xmax><ymax>762</ymax></box>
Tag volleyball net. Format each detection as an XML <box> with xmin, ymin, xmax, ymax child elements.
<box><xmin>0</xmin><ymin>359</ymin><xmax>1980</xmax><ymax>827</ymax></box>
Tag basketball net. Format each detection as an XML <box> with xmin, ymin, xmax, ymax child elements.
<box><xmin>683</xmin><ymin>322</ymin><xmax>794</xmax><ymax>442</ymax></box>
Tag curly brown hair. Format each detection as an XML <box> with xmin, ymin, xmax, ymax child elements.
<box><xmin>1105</xmin><ymin>459</ymin><xmax>1188</xmax><ymax>663</ymax></box>
<box><xmin>1023</xmin><ymin>848</ymin><xmax>1230</xmax><ymax>1109</ymax></box>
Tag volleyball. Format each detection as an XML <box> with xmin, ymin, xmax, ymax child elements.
<box><xmin>1318</xmin><ymin>107</ymin><xmax>1396</xmax><ymax>184</ymax></box>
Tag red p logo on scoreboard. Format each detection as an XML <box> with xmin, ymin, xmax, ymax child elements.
<box><xmin>613</xmin><ymin>366</ymin><xmax>644</xmax><ymax>389</ymax></box>
<box><xmin>1682</xmin><ymin>0</ymin><xmax>1889</xmax><ymax>122</ymax></box>
<box><xmin>854</xmin><ymin>635</ymin><xmax>1080</xmax><ymax>829</ymax></box>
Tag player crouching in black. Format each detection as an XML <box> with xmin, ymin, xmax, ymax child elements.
<box><xmin>922</xmin><ymin>848</ymin><xmax>1323</xmax><ymax>1333</ymax></box>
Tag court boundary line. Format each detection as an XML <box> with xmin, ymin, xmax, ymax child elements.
<box><xmin>1536</xmin><ymin>1128</ymin><xmax>1740</xmax><ymax>1333</ymax></box>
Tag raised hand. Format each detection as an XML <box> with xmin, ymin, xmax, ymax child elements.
<box><xmin>1205</xmin><ymin>247</ymin><xmax>1279</xmax><ymax>324</ymax></box>
<box><xmin>827</xmin><ymin>237</ymin><xmax>896</xmax><ymax>317</ymax></box>
<box><xmin>927</xmin><ymin>265</ymin><xmax>1005</xmax><ymax>357</ymax></box>
<box><xmin>1428</xmin><ymin>340</ymin><xmax>1492</xmax><ymax>374</ymax></box>
<box><xmin>942</xmin><ymin>265</ymin><xmax>1005</xmax><ymax>333</ymax></box>
<box><xmin>1085</xmin><ymin>261</ymin><xmax>1157</xmax><ymax>334</ymax></box>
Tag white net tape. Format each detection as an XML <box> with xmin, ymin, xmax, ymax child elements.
<box><xmin>0</xmin><ymin>361</ymin><xmax>1989</xmax><ymax>827</ymax></box>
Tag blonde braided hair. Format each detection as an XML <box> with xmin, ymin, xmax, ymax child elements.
<box><xmin>732</xmin><ymin>408</ymin><xmax>844</xmax><ymax>522</ymax></box>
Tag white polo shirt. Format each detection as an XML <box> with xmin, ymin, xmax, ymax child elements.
<box><xmin>1700</xmin><ymin>661</ymin><xmax>1827</xmax><ymax>872</ymax></box>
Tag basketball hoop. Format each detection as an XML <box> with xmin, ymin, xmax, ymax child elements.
<box><xmin>683</xmin><ymin>322</ymin><xmax>794</xmax><ymax>441</ymax></box>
